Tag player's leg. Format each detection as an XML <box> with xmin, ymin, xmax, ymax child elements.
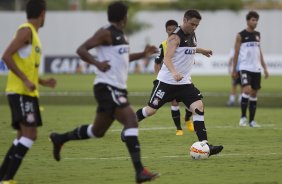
<box><xmin>239</xmin><ymin>70</ymin><xmax>252</xmax><ymax>126</ymax></box>
<box><xmin>184</xmin><ymin>108</ymin><xmax>194</xmax><ymax>132</ymax></box>
<box><xmin>49</xmin><ymin>112</ymin><xmax>114</xmax><ymax>161</ymax></box>
<box><xmin>189</xmin><ymin>100</ymin><xmax>223</xmax><ymax>156</ymax></box>
<box><xmin>0</xmin><ymin>132</ymin><xmax>20</xmax><ymax>181</ymax></box>
<box><xmin>227</xmin><ymin>78</ymin><xmax>237</xmax><ymax>106</ymax></box>
<box><xmin>181</xmin><ymin>84</ymin><xmax>223</xmax><ymax>156</ymax></box>
<box><xmin>248</xmin><ymin>72</ymin><xmax>261</xmax><ymax>127</ymax></box>
<box><xmin>249</xmin><ymin>90</ymin><xmax>260</xmax><ymax>127</ymax></box>
<box><xmin>1</xmin><ymin>94</ymin><xmax>39</xmax><ymax>182</ymax></box>
<box><xmin>3</xmin><ymin>125</ymin><xmax>37</xmax><ymax>181</ymax></box>
<box><xmin>115</xmin><ymin>106</ymin><xmax>159</xmax><ymax>183</ymax></box>
<box><xmin>136</xmin><ymin>80</ymin><xmax>172</xmax><ymax>122</ymax></box>
<box><xmin>189</xmin><ymin>100</ymin><xmax>207</xmax><ymax>141</ymax></box>
<box><xmin>170</xmin><ymin>100</ymin><xmax>183</xmax><ymax>135</ymax></box>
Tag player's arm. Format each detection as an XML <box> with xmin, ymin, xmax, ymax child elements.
<box><xmin>39</xmin><ymin>77</ymin><xmax>57</xmax><ymax>88</ymax></box>
<box><xmin>129</xmin><ymin>45</ymin><xmax>158</xmax><ymax>62</ymax></box>
<box><xmin>76</xmin><ymin>28</ymin><xmax>111</xmax><ymax>72</ymax></box>
<box><xmin>259</xmin><ymin>48</ymin><xmax>269</xmax><ymax>79</ymax></box>
<box><xmin>2</xmin><ymin>27</ymin><xmax>36</xmax><ymax>91</ymax></box>
<box><xmin>154</xmin><ymin>44</ymin><xmax>164</xmax><ymax>74</ymax></box>
<box><xmin>232</xmin><ymin>33</ymin><xmax>241</xmax><ymax>79</ymax></box>
<box><xmin>163</xmin><ymin>34</ymin><xmax>183</xmax><ymax>81</ymax></box>
<box><xmin>196</xmin><ymin>48</ymin><xmax>212</xmax><ymax>57</ymax></box>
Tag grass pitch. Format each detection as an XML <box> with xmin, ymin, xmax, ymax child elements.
<box><xmin>0</xmin><ymin>74</ymin><xmax>282</xmax><ymax>183</ymax></box>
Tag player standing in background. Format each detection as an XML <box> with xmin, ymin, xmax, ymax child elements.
<box><xmin>0</xmin><ymin>1</ymin><xmax>56</xmax><ymax>184</ymax></box>
<box><xmin>154</xmin><ymin>19</ymin><xmax>194</xmax><ymax>135</ymax></box>
<box><xmin>232</xmin><ymin>11</ymin><xmax>269</xmax><ymax>127</ymax></box>
<box><xmin>134</xmin><ymin>10</ymin><xmax>223</xmax><ymax>156</ymax></box>
<box><xmin>227</xmin><ymin>48</ymin><xmax>242</xmax><ymax>106</ymax></box>
<box><xmin>49</xmin><ymin>1</ymin><xmax>159</xmax><ymax>183</ymax></box>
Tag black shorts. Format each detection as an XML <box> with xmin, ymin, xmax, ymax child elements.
<box><xmin>94</xmin><ymin>83</ymin><xmax>129</xmax><ymax>114</ymax></box>
<box><xmin>232</xmin><ymin>72</ymin><xmax>241</xmax><ymax>86</ymax></box>
<box><xmin>147</xmin><ymin>80</ymin><xmax>203</xmax><ymax>110</ymax></box>
<box><xmin>240</xmin><ymin>70</ymin><xmax>261</xmax><ymax>90</ymax></box>
<box><xmin>7</xmin><ymin>94</ymin><xmax>42</xmax><ymax>130</ymax></box>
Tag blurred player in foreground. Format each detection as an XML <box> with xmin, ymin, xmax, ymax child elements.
<box><xmin>49</xmin><ymin>1</ymin><xmax>159</xmax><ymax>183</ymax></box>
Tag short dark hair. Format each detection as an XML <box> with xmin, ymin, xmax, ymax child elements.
<box><xmin>184</xmin><ymin>9</ymin><xmax>202</xmax><ymax>20</ymax></box>
<box><xmin>26</xmin><ymin>0</ymin><xmax>46</xmax><ymax>19</ymax></box>
<box><xmin>246</xmin><ymin>11</ymin><xmax>259</xmax><ymax>20</ymax></box>
<box><xmin>107</xmin><ymin>1</ymin><xmax>128</xmax><ymax>22</ymax></box>
<box><xmin>165</xmin><ymin>20</ymin><xmax>178</xmax><ymax>28</ymax></box>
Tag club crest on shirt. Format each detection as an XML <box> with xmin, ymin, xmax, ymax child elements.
<box><xmin>118</xmin><ymin>96</ymin><xmax>127</xmax><ymax>104</ymax></box>
<box><xmin>255</xmin><ymin>35</ymin><xmax>260</xmax><ymax>41</ymax></box>
<box><xmin>26</xmin><ymin>113</ymin><xmax>35</xmax><ymax>123</ymax></box>
<box><xmin>152</xmin><ymin>98</ymin><xmax>160</xmax><ymax>106</ymax></box>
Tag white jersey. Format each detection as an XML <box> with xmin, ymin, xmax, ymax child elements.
<box><xmin>94</xmin><ymin>25</ymin><xmax>129</xmax><ymax>89</ymax></box>
<box><xmin>157</xmin><ymin>27</ymin><xmax>197</xmax><ymax>85</ymax></box>
<box><xmin>238</xmin><ymin>29</ymin><xmax>261</xmax><ymax>73</ymax></box>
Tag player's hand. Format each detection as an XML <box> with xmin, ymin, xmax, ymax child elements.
<box><xmin>40</xmin><ymin>78</ymin><xmax>57</xmax><ymax>88</ymax></box>
<box><xmin>202</xmin><ymin>49</ymin><xmax>213</xmax><ymax>57</ymax></box>
<box><xmin>264</xmin><ymin>70</ymin><xmax>269</xmax><ymax>79</ymax></box>
<box><xmin>144</xmin><ymin>45</ymin><xmax>158</xmax><ymax>57</ymax></box>
<box><xmin>24</xmin><ymin>79</ymin><xmax>36</xmax><ymax>91</ymax></box>
<box><xmin>173</xmin><ymin>72</ymin><xmax>183</xmax><ymax>82</ymax></box>
<box><xmin>232</xmin><ymin>71</ymin><xmax>238</xmax><ymax>79</ymax></box>
<box><xmin>96</xmin><ymin>60</ymin><xmax>111</xmax><ymax>72</ymax></box>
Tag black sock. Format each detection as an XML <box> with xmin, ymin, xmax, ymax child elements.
<box><xmin>241</xmin><ymin>96</ymin><xmax>249</xmax><ymax>117</ymax></box>
<box><xmin>4</xmin><ymin>143</ymin><xmax>29</xmax><ymax>180</ymax></box>
<box><xmin>193</xmin><ymin>121</ymin><xmax>207</xmax><ymax>141</ymax></box>
<box><xmin>0</xmin><ymin>143</ymin><xmax>16</xmax><ymax>180</ymax></box>
<box><xmin>171</xmin><ymin>109</ymin><xmax>182</xmax><ymax>130</ymax></box>
<box><xmin>124</xmin><ymin>136</ymin><xmax>144</xmax><ymax>174</ymax></box>
<box><xmin>60</xmin><ymin>125</ymin><xmax>91</xmax><ymax>143</ymax></box>
<box><xmin>185</xmin><ymin>109</ymin><xmax>193</xmax><ymax>121</ymax></box>
<box><xmin>249</xmin><ymin>99</ymin><xmax>257</xmax><ymax>122</ymax></box>
<box><xmin>136</xmin><ymin>108</ymin><xmax>146</xmax><ymax>122</ymax></box>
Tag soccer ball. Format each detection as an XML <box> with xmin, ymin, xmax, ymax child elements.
<box><xmin>190</xmin><ymin>141</ymin><xmax>210</xmax><ymax>160</ymax></box>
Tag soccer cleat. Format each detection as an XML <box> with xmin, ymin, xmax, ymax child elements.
<box><xmin>2</xmin><ymin>180</ymin><xmax>17</xmax><ymax>184</ymax></box>
<box><xmin>239</xmin><ymin>117</ymin><xmax>247</xmax><ymax>127</ymax></box>
<box><xmin>49</xmin><ymin>133</ymin><xmax>63</xmax><ymax>161</ymax></box>
<box><xmin>208</xmin><ymin>144</ymin><xmax>224</xmax><ymax>156</ymax></box>
<box><xmin>136</xmin><ymin>168</ymin><xmax>159</xmax><ymax>184</ymax></box>
<box><xmin>249</xmin><ymin>121</ymin><xmax>261</xmax><ymax>128</ymax></box>
<box><xmin>185</xmin><ymin>120</ymin><xmax>194</xmax><ymax>132</ymax></box>
<box><xmin>176</xmin><ymin>130</ymin><xmax>183</xmax><ymax>136</ymax></box>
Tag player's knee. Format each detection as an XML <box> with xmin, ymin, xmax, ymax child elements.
<box><xmin>145</xmin><ymin>106</ymin><xmax>157</xmax><ymax>116</ymax></box>
<box><xmin>93</xmin><ymin>129</ymin><xmax>105</xmax><ymax>138</ymax></box>
<box><xmin>194</xmin><ymin>108</ymin><xmax>204</xmax><ymax>116</ymax></box>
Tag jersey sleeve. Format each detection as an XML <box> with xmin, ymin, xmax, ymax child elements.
<box><xmin>154</xmin><ymin>44</ymin><xmax>164</xmax><ymax>64</ymax></box>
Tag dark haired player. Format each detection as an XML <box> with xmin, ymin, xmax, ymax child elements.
<box><xmin>135</xmin><ymin>10</ymin><xmax>223</xmax><ymax>156</ymax></box>
<box><xmin>0</xmin><ymin>1</ymin><xmax>56</xmax><ymax>184</ymax></box>
<box><xmin>232</xmin><ymin>11</ymin><xmax>269</xmax><ymax>127</ymax></box>
<box><xmin>154</xmin><ymin>19</ymin><xmax>194</xmax><ymax>135</ymax></box>
<box><xmin>49</xmin><ymin>1</ymin><xmax>159</xmax><ymax>183</ymax></box>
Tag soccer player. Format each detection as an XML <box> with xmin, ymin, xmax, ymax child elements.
<box><xmin>0</xmin><ymin>1</ymin><xmax>56</xmax><ymax>184</ymax></box>
<box><xmin>154</xmin><ymin>19</ymin><xmax>194</xmax><ymax>135</ymax></box>
<box><xmin>227</xmin><ymin>48</ymin><xmax>242</xmax><ymax>106</ymax></box>
<box><xmin>49</xmin><ymin>2</ymin><xmax>159</xmax><ymax>183</ymax></box>
<box><xmin>135</xmin><ymin>10</ymin><xmax>223</xmax><ymax>156</ymax></box>
<box><xmin>232</xmin><ymin>11</ymin><xmax>269</xmax><ymax>127</ymax></box>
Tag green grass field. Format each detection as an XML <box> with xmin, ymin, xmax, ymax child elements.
<box><xmin>0</xmin><ymin>74</ymin><xmax>282</xmax><ymax>184</ymax></box>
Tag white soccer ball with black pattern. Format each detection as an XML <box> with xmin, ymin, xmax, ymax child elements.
<box><xmin>190</xmin><ymin>141</ymin><xmax>210</xmax><ymax>160</ymax></box>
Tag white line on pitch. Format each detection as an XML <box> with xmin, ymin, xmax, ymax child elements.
<box><xmin>63</xmin><ymin>152</ymin><xmax>282</xmax><ymax>161</ymax></box>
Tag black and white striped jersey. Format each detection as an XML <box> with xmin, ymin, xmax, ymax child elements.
<box><xmin>94</xmin><ymin>24</ymin><xmax>129</xmax><ymax>89</ymax></box>
<box><xmin>238</xmin><ymin>29</ymin><xmax>261</xmax><ymax>73</ymax></box>
<box><xmin>157</xmin><ymin>27</ymin><xmax>197</xmax><ymax>85</ymax></box>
